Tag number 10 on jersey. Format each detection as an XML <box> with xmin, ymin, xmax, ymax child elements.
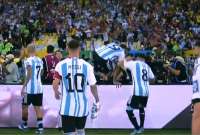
<box><xmin>65</xmin><ymin>73</ymin><xmax>85</xmax><ymax>92</ymax></box>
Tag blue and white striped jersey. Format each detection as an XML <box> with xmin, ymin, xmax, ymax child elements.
<box><xmin>95</xmin><ymin>42</ymin><xmax>125</xmax><ymax>61</ymax></box>
<box><xmin>192</xmin><ymin>57</ymin><xmax>200</xmax><ymax>100</ymax></box>
<box><xmin>25</xmin><ymin>56</ymin><xmax>43</xmax><ymax>94</ymax></box>
<box><xmin>54</xmin><ymin>57</ymin><xmax>96</xmax><ymax>117</ymax></box>
<box><xmin>124</xmin><ymin>60</ymin><xmax>155</xmax><ymax>97</ymax></box>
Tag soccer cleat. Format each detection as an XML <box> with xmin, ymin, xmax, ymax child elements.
<box><xmin>35</xmin><ymin>128</ymin><xmax>44</xmax><ymax>134</ymax></box>
<box><xmin>137</xmin><ymin>127</ymin><xmax>144</xmax><ymax>134</ymax></box>
<box><xmin>18</xmin><ymin>124</ymin><xmax>28</xmax><ymax>131</ymax></box>
<box><xmin>91</xmin><ymin>102</ymin><xmax>100</xmax><ymax>119</ymax></box>
<box><xmin>130</xmin><ymin>129</ymin><xmax>139</xmax><ymax>135</ymax></box>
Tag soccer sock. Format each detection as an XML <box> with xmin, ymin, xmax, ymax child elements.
<box><xmin>37</xmin><ymin>118</ymin><xmax>43</xmax><ymax>130</ymax></box>
<box><xmin>77</xmin><ymin>129</ymin><xmax>85</xmax><ymax>135</ymax></box>
<box><xmin>22</xmin><ymin>117</ymin><xmax>28</xmax><ymax>126</ymax></box>
<box><xmin>139</xmin><ymin>108</ymin><xmax>145</xmax><ymax>128</ymax></box>
<box><xmin>126</xmin><ymin>110</ymin><xmax>139</xmax><ymax>130</ymax></box>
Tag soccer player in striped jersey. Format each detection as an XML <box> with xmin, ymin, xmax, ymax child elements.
<box><xmin>114</xmin><ymin>51</ymin><xmax>155</xmax><ymax>135</ymax></box>
<box><xmin>53</xmin><ymin>40</ymin><xmax>100</xmax><ymax>135</ymax></box>
<box><xmin>93</xmin><ymin>42</ymin><xmax>125</xmax><ymax>74</ymax></box>
<box><xmin>18</xmin><ymin>45</ymin><xmax>44</xmax><ymax>134</ymax></box>
<box><xmin>192</xmin><ymin>44</ymin><xmax>200</xmax><ymax>135</ymax></box>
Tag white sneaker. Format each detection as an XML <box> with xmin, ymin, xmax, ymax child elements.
<box><xmin>18</xmin><ymin>124</ymin><xmax>28</xmax><ymax>131</ymax></box>
<box><xmin>130</xmin><ymin>129</ymin><xmax>139</xmax><ymax>135</ymax></box>
<box><xmin>35</xmin><ymin>128</ymin><xmax>44</xmax><ymax>134</ymax></box>
<box><xmin>137</xmin><ymin>127</ymin><xmax>144</xmax><ymax>134</ymax></box>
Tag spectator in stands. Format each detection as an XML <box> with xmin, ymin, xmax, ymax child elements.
<box><xmin>55</xmin><ymin>50</ymin><xmax>63</xmax><ymax>61</ymax></box>
<box><xmin>0</xmin><ymin>0</ymin><xmax>199</xmax><ymax>84</ymax></box>
<box><xmin>0</xmin><ymin>55</ymin><xmax>5</xmax><ymax>83</ymax></box>
<box><xmin>4</xmin><ymin>54</ymin><xmax>20</xmax><ymax>84</ymax></box>
<box><xmin>42</xmin><ymin>45</ymin><xmax>59</xmax><ymax>84</ymax></box>
<box><xmin>57</xmin><ymin>31</ymin><xmax>67</xmax><ymax>50</ymax></box>
<box><xmin>164</xmin><ymin>56</ymin><xmax>188</xmax><ymax>84</ymax></box>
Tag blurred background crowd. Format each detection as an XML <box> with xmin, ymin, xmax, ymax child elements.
<box><xmin>0</xmin><ymin>0</ymin><xmax>200</xmax><ymax>84</ymax></box>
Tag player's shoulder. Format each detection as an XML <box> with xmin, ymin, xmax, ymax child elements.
<box><xmin>77</xmin><ymin>58</ymin><xmax>93</xmax><ymax>70</ymax></box>
<box><xmin>140</xmin><ymin>61</ymin><xmax>150</xmax><ymax>67</ymax></box>
<box><xmin>79</xmin><ymin>58</ymin><xmax>93</xmax><ymax>68</ymax></box>
<box><xmin>136</xmin><ymin>60</ymin><xmax>146</xmax><ymax>64</ymax></box>
<box><xmin>25</xmin><ymin>56</ymin><xmax>34</xmax><ymax>64</ymax></box>
<box><xmin>56</xmin><ymin>58</ymin><xmax>67</xmax><ymax>67</ymax></box>
<box><xmin>195</xmin><ymin>57</ymin><xmax>200</xmax><ymax>65</ymax></box>
<box><xmin>26</xmin><ymin>56</ymin><xmax>32</xmax><ymax>61</ymax></box>
<box><xmin>55</xmin><ymin>58</ymin><xmax>74</xmax><ymax>67</ymax></box>
<box><xmin>132</xmin><ymin>60</ymin><xmax>148</xmax><ymax>67</ymax></box>
<box><xmin>127</xmin><ymin>60</ymin><xmax>137</xmax><ymax>64</ymax></box>
<box><xmin>35</xmin><ymin>56</ymin><xmax>43</xmax><ymax>62</ymax></box>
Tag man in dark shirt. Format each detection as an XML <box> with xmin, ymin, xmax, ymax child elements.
<box><xmin>42</xmin><ymin>45</ymin><xmax>59</xmax><ymax>84</ymax></box>
<box><xmin>164</xmin><ymin>56</ymin><xmax>188</xmax><ymax>84</ymax></box>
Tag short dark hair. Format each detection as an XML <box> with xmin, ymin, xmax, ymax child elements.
<box><xmin>68</xmin><ymin>40</ymin><xmax>80</xmax><ymax>50</ymax></box>
<box><xmin>47</xmin><ymin>45</ymin><xmax>54</xmax><ymax>53</ymax></box>
<box><xmin>27</xmin><ymin>44</ymin><xmax>36</xmax><ymax>54</ymax></box>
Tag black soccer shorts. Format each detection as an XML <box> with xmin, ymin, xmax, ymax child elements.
<box><xmin>127</xmin><ymin>95</ymin><xmax>148</xmax><ymax>109</ymax></box>
<box><xmin>22</xmin><ymin>94</ymin><xmax>43</xmax><ymax>106</ymax></box>
<box><xmin>61</xmin><ymin>115</ymin><xmax>87</xmax><ymax>133</ymax></box>
<box><xmin>191</xmin><ymin>98</ymin><xmax>200</xmax><ymax>113</ymax></box>
<box><xmin>192</xmin><ymin>98</ymin><xmax>200</xmax><ymax>105</ymax></box>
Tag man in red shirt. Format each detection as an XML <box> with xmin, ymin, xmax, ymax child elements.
<box><xmin>42</xmin><ymin>45</ymin><xmax>59</xmax><ymax>84</ymax></box>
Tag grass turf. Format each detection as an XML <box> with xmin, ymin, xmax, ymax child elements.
<box><xmin>0</xmin><ymin>128</ymin><xmax>190</xmax><ymax>135</ymax></box>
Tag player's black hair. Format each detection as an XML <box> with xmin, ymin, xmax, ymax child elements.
<box><xmin>137</xmin><ymin>53</ymin><xmax>146</xmax><ymax>59</ymax></box>
<box><xmin>120</xmin><ymin>44</ymin><xmax>127</xmax><ymax>49</ymax></box>
<box><xmin>135</xmin><ymin>51</ymin><xmax>145</xmax><ymax>59</ymax></box>
<box><xmin>68</xmin><ymin>39</ymin><xmax>80</xmax><ymax>50</ymax></box>
<box><xmin>47</xmin><ymin>45</ymin><xmax>55</xmax><ymax>53</ymax></box>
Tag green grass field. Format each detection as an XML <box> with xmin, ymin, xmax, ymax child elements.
<box><xmin>0</xmin><ymin>129</ymin><xmax>190</xmax><ymax>135</ymax></box>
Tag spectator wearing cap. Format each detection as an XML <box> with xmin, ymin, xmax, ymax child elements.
<box><xmin>4</xmin><ymin>54</ymin><xmax>20</xmax><ymax>84</ymax></box>
<box><xmin>164</xmin><ymin>56</ymin><xmax>188</xmax><ymax>84</ymax></box>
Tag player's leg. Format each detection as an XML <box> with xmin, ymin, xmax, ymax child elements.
<box><xmin>18</xmin><ymin>94</ymin><xmax>29</xmax><ymax>130</ymax></box>
<box><xmin>126</xmin><ymin>107</ymin><xmax>139</xmax><ymax>130</ymax></box>
<box><xmin>57</xmin><ymin>114</ymin><xmax>62</xmax><ymax>131</ymax></box>
<box><xmin>138</xmin><ymin>96</ymin><xmax>148</xmax><ymax>133</ymax></box>
<box><xmin>192</xmin><ymin>102</ymin><xmax>200</xmax><ymax>135</ymax></box>
<box><xmin>139</xmin><ymin>108</ymin><xmax>145</xmax><ymax>128</ymax></box>
<box><xmin>61</xmin><ymin>115</ymin><xmax>76</xmax><ymax>135</ymax></box>
<box><xmin>18</xmin><ymin>105</ymin><xmax>29</xmax><ymax>129</ymax></box>
<box><xmin>75</xmin><ymin>116</ymin><xmax>87</xmax><ymax>135</ymax></box>
<box><xmin>33</xmin><ymin>94</ymin><xmax>44</xmax><ymax>134</ymax></box>
<box><xmin>126</xmin><ymin>96</ymin><xmax>140</xmax><ymax>135</ymax></box>
<box><xmin>34</xmin><ymin>106</ymin><xmax>43</xmax><ymax>133</ymax></box>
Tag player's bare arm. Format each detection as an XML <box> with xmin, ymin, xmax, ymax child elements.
<box><xmin>164</xmin><ymin>64</ymin><xmax>181</xmax><ymax>76</ymax></box>
<box><xmin>21</xmin><ymin>66</ymin><xmax>32</xmax><ymax>96</ymax></box>
<box><xmin>113</xmin><ymin>56</ymin><xmax>134</xmax><ymax>86</ymax></box>
<box><xmin>149</xmin><ymin>78</ymin><xmax>155</xmax><ymax>84</ymax></box>
<box><xmin>90</xmin><ymin>84</ymin><xmax>100</xmax><ymax>119</ymax></box>
<box><xmin>113</xmin><ymin>60</ymin><xmax>125</xmax><ymax>80</ymax></box>
<box><xmin>52</xmin><ymin>78</ymin><xmax>61</xmax><ymax>100</ymax></box>
<box><xmin>149</xmin><ymin>72</ymin><xmax>156</xmax><ymax>84</ymax></box>
<box><xmin>113</xmin><ymin>65</ymin><xmax>123</xmax><ymax>88</ymax></box>
<box><xmin>90</xmin><ymin>85</ymin><xmax>99</xmax><ymax>103</ymax></box>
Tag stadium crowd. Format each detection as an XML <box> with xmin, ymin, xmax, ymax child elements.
<box><xmin>0</xmin><ymin>0</ymin><xmax>200</xmax><ymax>84</ymax></box>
